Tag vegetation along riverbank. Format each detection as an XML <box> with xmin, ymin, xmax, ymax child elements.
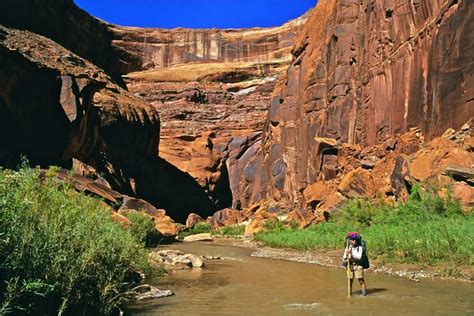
<box><xmin>252</xmin><ymin>184</ymin><xmax>474</xmax><ymax>280</ymax></box>
<box><xmin>0</xmin><ymin>166</ymin><xmax>155</xmax><ymax>315</ymax></box>
<box><xmin>177</xmin><ymin>182</ymin><xmax>474</xmax><ymax>281</ymax></box>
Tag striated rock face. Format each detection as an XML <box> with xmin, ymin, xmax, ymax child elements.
<box><xmin>111</xmin><ymin>15</ymin><xmax>308</xmax><ymax>72</ymax></box>
<box><xmin>241</xmin><ymin>0</ymin><xmax>474</xmax><ymax>207</ymax></box>
<box><xmin>0</xmin><ymin>0</ymin><xmax>141</xmax><ymax>83</ymax></box>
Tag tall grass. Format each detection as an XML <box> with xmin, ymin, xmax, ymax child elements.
<box><xmin>0</xmin><ymin>166</ymin><xmax>149</xmax><ymax>315</ymax></box>
<box><xmin>255</xmin><ymin>183</ymin><xmax>474</xmax><ymax>265</ymax></box>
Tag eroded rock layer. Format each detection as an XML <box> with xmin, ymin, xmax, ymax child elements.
<box><xmin>240</xmin><ymin>0</ymin><xmax>473</xmax><ymax>208</ymax></box>
<box><xmin>127</xmin><ymin>75</ymin><xmax>275</xmax><ymax>210</ymax></box>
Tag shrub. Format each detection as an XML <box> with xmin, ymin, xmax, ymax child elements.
<box><xmin>178</xmin><ymin>221</ymin><xmax>212</xmax><ymax>239</ymax></box>
<box><xmin>0</xmin><ymin>167</ymin><xmax>149</xmax><ymax>315</ymax></box>
<box><xmin>215</xmin><ymin>225</ymin><xmax>245</xmax><ymax>237</ymax></box>
<box><xmin>122</xmin><ymin>211</ymin><xmax>162</xmax><ymax>247</ymax></box>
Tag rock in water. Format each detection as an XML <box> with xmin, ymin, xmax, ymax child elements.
<box><xmin>182</xmin><ymin>233</ymin><xmax>214</xmax><ymax>242</ymax></box>
<box><xmin>132</xmin><ymin>285</ymin><xmax>174</xmax><ymax>300</ymax></box>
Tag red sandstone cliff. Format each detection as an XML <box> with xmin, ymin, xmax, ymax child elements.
<box><xmin>0</xmin><ymin>0</ymin><xmax>308</xmax><ymax>221</ymax></box>
<box><xmin>240</xmin><ymin>0</ymin><xmax>473</xmax><ymax>210</ymax></box>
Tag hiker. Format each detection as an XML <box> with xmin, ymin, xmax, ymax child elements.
<box><xmin>342</xmin><ymin>232</ymin><xmax>368</xmax><ymax>296</ymax></box>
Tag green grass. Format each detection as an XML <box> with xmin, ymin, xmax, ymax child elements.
<box><xmin>255</xmin><ymin>183</ymin><xmax>474</xmax><ymax>266</ymax></box>
<box><xmin>0</xmin><ymin>166</ymin><xmax>149</xmax><ymax>315</ymax></box>
<box><xmin>215</xmin><ymin>225</ymin><xmax>245</xmax><ymax>237</ymax></box>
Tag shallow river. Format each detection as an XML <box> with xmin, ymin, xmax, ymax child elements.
<box><xmin>127</xmin><ymin>241</ymin><xmax>474</xmax><ymax>315</ymax></box>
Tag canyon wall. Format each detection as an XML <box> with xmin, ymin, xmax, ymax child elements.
<box><xmin>0</xmin><ymin>0</ymin><xmax>307</xmax><ymax>220</ymax></box>
<box><xmin>123</xmin><ymin>16</ymin><xmax>309</xmax><ymax>210</ymax></box>
<box><xmin>0</xmin><ymin>0</ymin><xmax>142</xmax><ymax>83</ymax></box>
<box><xmin>240</xmin><ymin>0</ymin><xmax>473</xmax><ymax>207</ymax></box>
<box><xmin>1</xmin><ymin>0</ymin><xmax>471</xmax><ymax>224</ymax></box>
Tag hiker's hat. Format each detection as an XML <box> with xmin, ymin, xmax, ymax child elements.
<box><xmin>346</xmin><ymin>231</ymin><xmax>360</xmax><ymax>240</ymax></box>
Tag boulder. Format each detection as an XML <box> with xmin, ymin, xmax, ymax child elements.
<box><xmin>317</xmin><ymin>192</ymin><xmax>345</xmax><ymax>213</ymax></box>
<box><xmin>303</xmin><ymin>181</ymin><xmax>336</xmax><ymax>209</ymax></box>
<box><xmin>110</xmin><ymin>212</ymin><xmax>131</xmax><ymax>229</ymax></box>
<box><xmin>209</xmin><ymin>208</ymin><xmax>246</xmax><ymax>229</ymax></box>
<box><xmin>452</xmin><ymin>182</ymin><xmax>474</xmax><ymax>212</ymax></box>
<box><xmin>337</xmin><ymin>168</ymin><xmax>374</xmax><ymax>199</ymax></box>
<box><xmin>404</xmin><ymin>138</ymin><xmax>474</xmax><ymax>183</ymax></box>
<box><xmin>186</xmin><ymin>213</ymin><xmax>205</xmax><ymax>228</ymax></box>
<box><xmin>132</xmin><ymin>285</ymin><xmax>174</xmax><ymax>300</ymax></box>
<box><xmin>153</xmin><ymin>210</ymin><xmax>182</xmax><ymax>237</ymax></box>
<box><xmin>285</xmin><ymin>209</ymin><xmax>317</xmax><ymax>228</ymax></box>
<box><xmin>244</xmin><ymin>216</ymin><xmax>266</xmax><ymax>236</ymax></box>
<box><xmin>185</xmin><ymin>254</ymin><xmax>205</xmax><ymax>268</ymax></box>
<box><xmin>182</xmin><ymin>233</ymin><xmax>213</xmax><ymax>242</ymax></box>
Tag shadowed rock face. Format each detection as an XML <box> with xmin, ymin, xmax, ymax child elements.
<box><xmin>127</xmin><ymin>79</ymin><xmax>274</xmax><ymax>210</ymax></box>
<box><xmin>240</xmin><ymin>0</ymin><xmax>473</xmax><ymax>207</ymax></box>
<box><xmin>0</xmin><ymin>26</ymin><xmax>216</xmax><ymax>221</ymax></box>
<box><xmin>0</xmin><ymin>0</ymin><xmax>142</xmax><ymax>83</ymax></box>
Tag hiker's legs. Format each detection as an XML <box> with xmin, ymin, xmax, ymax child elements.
<box><xmin>358</xmin><ymin>279</ymin><xmax>367</xmax><ymax>296</ymax></box>
<box><xmin>354</xmin><ymin>266</ymin><xmax>367</xmax><ymax>295</ymax></box>
<box><xmin>349</xmin><ymin>278</ymin><xmax>354</xmax><ymax>294</ymax></box>
<box><xmin>358</xmin><ymin>278</ymin><xmax>366</xmax><ymax>293</ymax></box>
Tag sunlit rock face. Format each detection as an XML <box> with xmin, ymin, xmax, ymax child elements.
<box><xmin>110</xmin><ymin>15</ymin><xmax>308</xmax><ymax>72</ymax></box>
<box><xmin>122</xmin><ymin>15</ymin><xmax>309</xmax><ymax>210</ymax></box>
<box><xmin>240</xmin><ymin>0</ymin><xmax>473</xmax><ymax>208</ymax></box>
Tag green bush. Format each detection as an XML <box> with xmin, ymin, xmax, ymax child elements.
<box><xmin>178</xmin><ymin>221</ymin><xmax>212</xmax><ymax>239</ymax></box>
<box><xmin>215</xmin><ymin>225</ymin><xmax>245</xmax><ymax>237</ymax></box>
<box><xmin>255</xmin><ymin>182</ymin><xmax>473</xmax><ymax>266</ymax></box>
<box><xmin>0</xmin><ymin>167</ymin><xmax>149</xmax><ymax>315</ymax></box>
<box><xmin>122</xmin><ymin>211</ymin><xmax>162</xmax><ymax>247</ymax></box>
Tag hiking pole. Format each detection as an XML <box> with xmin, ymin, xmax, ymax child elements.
<box><xmin>346</xmin><ymin>238</ymin><xmax>351</xmax><ymax>298</ymax></box>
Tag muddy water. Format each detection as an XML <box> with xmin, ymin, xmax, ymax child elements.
<box><xmin>127</xmin><ymin>241</ymin><xmax>474</xmax><ymax>315</ymax></box>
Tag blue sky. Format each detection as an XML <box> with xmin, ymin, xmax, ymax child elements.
<box><xmin>74</xmin><ymin>0</ymin><xmax>316</xmax><ymax>29</ymax></box>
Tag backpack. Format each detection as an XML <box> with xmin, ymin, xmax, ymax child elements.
<box><xmin>360</xmin><ymin>239</ymin><xmax>370</xmax><ymax>269</ymax></box>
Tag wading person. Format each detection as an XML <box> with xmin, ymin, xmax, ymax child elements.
<box><xmin>342</xmin><ymin>232</ymin><xmax>369</xmax><ymax>296</ymax></box>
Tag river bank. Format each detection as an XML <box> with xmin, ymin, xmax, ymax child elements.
<box><xmin>207</xmin><ymin>237</ymin><xmax>474</xmax><ymax>283</ymax></box>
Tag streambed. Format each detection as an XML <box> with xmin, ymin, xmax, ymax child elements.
<box><xmin>127</xmin><ymin>241</ymin><xmax>474</xmax><ymax>315</ymax></box>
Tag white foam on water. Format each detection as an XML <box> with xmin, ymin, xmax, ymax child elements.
<box><xmin>284</xmin><ymin>302</ymin><xmax>321</xmax><ymax>311</ymax></box>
